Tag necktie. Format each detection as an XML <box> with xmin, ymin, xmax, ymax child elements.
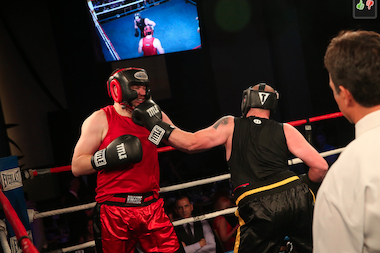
<box><xmin>186</xmin><ymin>223</ymin><xmax>194</xmax><ymax>239</ymax></box>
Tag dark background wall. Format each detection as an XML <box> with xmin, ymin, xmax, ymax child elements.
<box><xmin>0</xmin><ymin>0</ymin><xmax>379</xmax><ymax>202</ymax></box>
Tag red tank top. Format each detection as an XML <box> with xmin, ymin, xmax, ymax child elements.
<box><xmin>142</xmin><ymin>37</ymin><xmax>157</xmax><ymax>56</ymax></box>
<box><xmin>95</xmin><ymin>105</ymin><xmax>160</xmax><ymax>203</ymax></box>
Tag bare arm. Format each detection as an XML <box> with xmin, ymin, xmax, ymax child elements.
<box><xmin>144</xmin><ymin>18</ymin><xmax>156</xmax><ymax>27</ymax></box>
<box><xmin>154</xmin><ymin>39</ymin><xmax>164</xmax><ymax>54</ymax></box>
<box><xmin>71</xmin><ymin>110</ymin><xmax>108</xmax><ymax>176</ymax></box>
<box><xmin>215</xmin><ymin>217</ymin><xmax>238</xmax><ymax>243</ymax></box>
<box><xmin>284</xmin><ymin>123</ymin><xmax>328</xmax><ymax>182</ymax></box>
<box><xmin>166</xmin><ymin>116</ymin><xmax>234</xmax><ymax>154</ymax></box>
<box><xmin>138</xmin><ymin>39</ymin><xmax>143</xmax><ymax>54</ymax></box>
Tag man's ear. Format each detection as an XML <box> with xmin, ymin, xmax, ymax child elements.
<box><xmin>339</xmin><ymin>86</ymin><xmax>355</xmax><ymax>107</ymax></box>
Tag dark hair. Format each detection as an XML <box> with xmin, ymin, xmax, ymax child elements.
<box><xmin>175</xmin><ymin>195</ymin><xmax>191</xmax><ymax>205</ymax></box>
<box><xmin>324</xmin><ymin>30</ymin><xmax>380</xmax><ymax>107</ymax></box>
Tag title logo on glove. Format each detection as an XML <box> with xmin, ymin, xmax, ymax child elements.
<box><xmin>116</xmin><ymin>143</ymin><xmax>127</xmax><ymax>160</ymax></box>
<box><xmin>149</xmin><ymin>125</ymin><xmax>165</xmax><ymax>145</ymax></box>
<box><xmin>147</xmin><ymin>105</ymin><xmax>160</xmax><ymax>117</ymax></box>
<box><xmin>93</xmin><ymin>149</ymin><xmax>107</xmax><ymax>167</ymax></box>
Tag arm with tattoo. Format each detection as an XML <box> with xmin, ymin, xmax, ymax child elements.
<box><xmin>167</xmin><ymin>116</ymin><xmax>234</xmax><ymax>153</ymax></box>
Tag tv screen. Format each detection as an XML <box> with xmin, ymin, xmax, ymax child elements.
<box><xmin>87</xmin><ymin>0</ymin><xmax>202</xmax><ymax>62</ymax></box>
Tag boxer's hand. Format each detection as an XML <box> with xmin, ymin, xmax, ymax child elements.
<box><xmin>300</xmin><ymin>173</ymin><xmax>322</xmax><ymax>196</ymax></box>
<box><xmin>135</xmin><ymin>29</ymin><xmax>139</xmax><ymax>37</ymax></box>
<box><xmin>132</xmin><ymin>99</ymin><xmax>175</xmax><ymax>145</ymax></box>
<box><xmin>91</xmin><ymin>135</ymin><xmax>142</xmax><ymax>170</ymax></box>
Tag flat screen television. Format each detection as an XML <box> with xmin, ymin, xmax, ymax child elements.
<box><xmin>87</xmin><ymin>0</ymin><xmax>202</xmax><ymax>62</ymax></box>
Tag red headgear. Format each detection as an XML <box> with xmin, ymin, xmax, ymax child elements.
<box><xmin>144</xmin><ymin>25</ymin><xmax>154</xmax><ymax>36</ymax></box>
<box><xmin>107</xmin><ymin>67</ymin><xmax>151</xmax><ymax>108</ymax></box>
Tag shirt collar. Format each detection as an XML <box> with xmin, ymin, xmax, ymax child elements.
<box><xmin>355</xmin><ymin>109</ymin><xmax>380</xmax><ymax>138</ymax></box>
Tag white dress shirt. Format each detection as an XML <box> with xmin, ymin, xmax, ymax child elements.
<box><xmin>313</xmin><ymin>109</ymin><xmax>380</xmax><ymax>252</ymax></box>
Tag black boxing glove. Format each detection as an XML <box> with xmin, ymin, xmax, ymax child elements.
<box><xmin>300</xmin><ymin>173</ymin><xmax>322</xmax><ymax>196</ymax></box>
<box><xmin>91</xmin><ymin>135</ymin><xmax>142</xmax><ymax>170</ymax></box>
<box><xmin>132</xmin><ymin>99</ymin><xmax>175</xmax><ymax>145</ymax></box>
<box><xmin>135</xmin><ymin>28</ymin><xmax>139</xmax><ymax>37</ymax></box>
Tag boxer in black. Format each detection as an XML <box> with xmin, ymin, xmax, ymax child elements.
<box><xmin>132</xmin><ymin>83</ymin><xmax>328</xmax><ymax>253</ymax></box>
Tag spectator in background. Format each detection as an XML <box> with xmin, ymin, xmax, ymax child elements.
<box><xmin>175</xmin><ymin>195</ymin><xmax>216</xmax><ymax>253</ymax></box>
<box><xmin>314</xmin><ymin>131</ymin><xmax>338</xmax><ymax>166</ymax></box>
<box><xmin>62</xmin><ymin>177</ymin><xmax>88</xmax><ymax>246</ymax></box>
<box><xmin>212</xmin><ymin>192</ymin><xmax>238</xmax><ymax>252</ymax></box>
<box><xmin>79</xmin><ymin>218</ymin><xmax>96</xmax><ymax>253</ymax></box>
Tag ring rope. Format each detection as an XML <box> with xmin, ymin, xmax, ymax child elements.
<box><xmin>33</xmin><ymin>147</ymin><xmax>344</xmax><ymax>220</ymax></box>
<box><xmin>0</xmin><ymin>186</ymin><xmax>38</xmax><ymax>253</ymax></box>
<box><xmin>34</xmin><ymin>203</ymin><xmax>96</xmax><ymax>220</ymax></box>
<box><xmin>88</xmin><ymin>2</ymin><xmax>121</xmax><ymax>61</ymax></box>
<box><xmin>49</xmin><ymin>241</ymin><xmax>96</xmax><ymax>253</ymax></box>
<box><xmin>95</xmin><ymin>0</ymin><xmax>144</xmax><ymax>16</ymax></box>
<box><xmin>287</xmin><ymin>112</ymin><xmax>343</xmax><ymax>127</ymax></box>
<box><xmin>0</xmin><ymin>220</ymin><xmax>11</xmax><ymax>253</ymax></box>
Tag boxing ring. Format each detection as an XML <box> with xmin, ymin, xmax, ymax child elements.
<box><xmin>0</xmin><ymin>111</ymin><xmax>347</xmax><ymax>253</ymax></box>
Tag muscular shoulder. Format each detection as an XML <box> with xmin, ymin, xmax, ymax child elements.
<box><xmin>213</xmin><ymin>116</ymin><xmax>234</xmax><ymax>130</ymax></box>
<box><xmin>282</xmin><ymin>123</ymin><xmax>300</xmax><ymax>137</ymax></box>
<box><xmin>82</xmin><ymin>109</ymin><xmax>108</xmax><ymax>133</ymax></box>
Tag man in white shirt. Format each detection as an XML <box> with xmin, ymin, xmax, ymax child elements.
<box><xmin>313</xmin><ymin>30</ymin><xmax>380</xmax><ymax>252</ymax></box>
<box><xmin>175</xmin><ymin>196</ymin><xmax>216</xmax><ymax>253</ymax></box>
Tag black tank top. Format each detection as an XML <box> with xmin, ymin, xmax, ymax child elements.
<box><xmin>136</xmin><ymin>18</ymin><xmax>145</xmax><ymax>33</ymax></box>
<box><xmin>228</xmin><ymin>116</ymin><xmax>290</xmax><ymax>194</ymax></box>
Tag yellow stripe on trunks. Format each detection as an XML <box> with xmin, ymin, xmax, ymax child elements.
<box><xmin>236</xmin><ymin>176</ymin><xmax>299</xmax><ymax>205</ymax></box>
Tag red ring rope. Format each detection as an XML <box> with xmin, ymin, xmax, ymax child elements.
<box><xmin>29</xmin><ymin>111</ymin><xmax>343</xmax><ymax>177</ymax></box>
<box><xmin>288</xmin><ymin>112</ymin><xmax>343</xmax><ymax>126</ymax></box>
<box><xmin>0</xmin><ymin>185</ymin><xmax>38</xmax><ymax>253</ymax></box>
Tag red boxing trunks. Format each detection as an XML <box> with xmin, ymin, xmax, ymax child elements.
<box><xmin>99</xmin><ymin>198</ymin><xmax>179</xmax><ymax>253</ymax></box>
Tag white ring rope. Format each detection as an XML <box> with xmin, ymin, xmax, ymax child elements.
<box><xmin>95</xmin><ymin>0</ymin><xmax>144</xmax><ymax>16</ymax></box>
<box><xmin>34</xmin><ymin>203</ymin><xmax>96</xmax><ymax>220</ymax></box>
<box><xmin>27</xmin><ymin>146</ymin><xmax>344</xmax><ymax>253</ymax></box>
<box><xmin>287</xmin><ymin>147</ymin><xmax>344</xmax><ymax>166</ymax></box>
<box><xmin>0</xmin><ymin>220</ymin><xmax>11</xmax><ymax>253</ymax></box>
<box><xmin>0</xmin><ymin>230</ymin><xmax>11</xmax><ymax>253</ymax></box>
<box><xmin>50</xmin><ymin>241</ymin><xmax>95</xmax><ymax>253</ymax></box>
<box><xmin>172</xmin><ymin>207</ymin><xmax>238</xmax><ymax>227</ymax></box>
<box><xmin>160</xmin><ymin>174</ymin><xmax>232</xmax><ymax>193</ymax></box>
<box><xmin>33</xmin><ymin>147</ymin><xmax>344</xmax><ymax>220</ymax></box>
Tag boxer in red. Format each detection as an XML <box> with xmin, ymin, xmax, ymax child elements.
<box><xmin>71</xmin><ymin>67</ymin><xmax>180</xmax><ymax>253</ymax></box>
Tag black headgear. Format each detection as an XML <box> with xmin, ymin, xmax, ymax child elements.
<box><xmin>107</xmin><ymin>67</ymin><xmax>151</xmax><ymax>107</ymax></box>
<box><xmin>241</xmin><ymin>83</ymin><xmax>279</xmax><ymax>117</ymax></box>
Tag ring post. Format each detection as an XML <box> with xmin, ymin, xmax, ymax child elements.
<box><xmin>0</xmin><ymin>156</ymin><xmax>32</xmax><ymax>253</ymax></box>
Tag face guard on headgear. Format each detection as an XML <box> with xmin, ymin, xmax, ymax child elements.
<box><xmin>144</xmin><ymin>25</ymin><xmax>154</xmax><ymax>36</ymax></box>
<box><xmin>241</xmin><ymin>83</ymin><xmax>279</xmax><ymax>117</ymax></box>
<box><xmin>107</xmin><ymin>67</ymin><xmax>151</xmax><ymax>108</ymax></box>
